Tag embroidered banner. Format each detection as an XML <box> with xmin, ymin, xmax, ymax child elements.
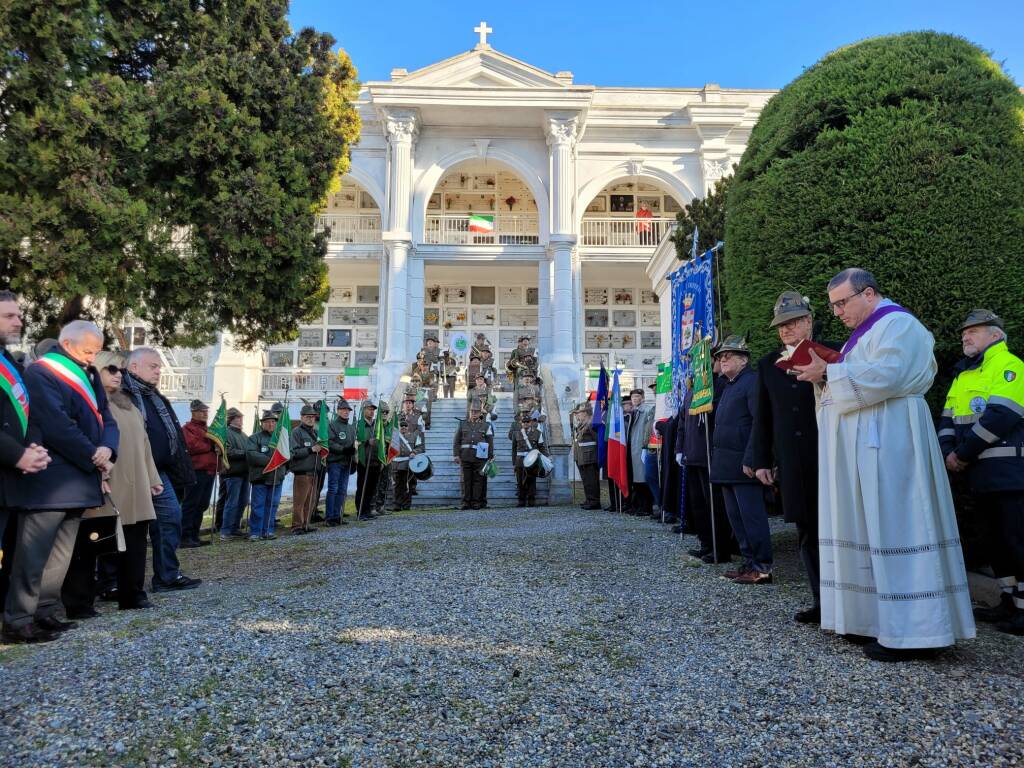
<box><xmin>669</xmin><ymin>245</ymin><xmax>717</xmax><ymax>409</ymax></box>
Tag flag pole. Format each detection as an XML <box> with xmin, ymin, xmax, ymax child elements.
<box><xmin>243</xmin><ymin>398</ymin><xmax>260</xmax><ymax>535</ymax></box>
<box><xmin>267</xmin><ymin>385</ymin><xmax>287</xmax><ymax>536</ymax></box>
<box><xmin>702</xmin><ymin>413</ymin><xmax>717</xmax><ymax>564</ymax></box>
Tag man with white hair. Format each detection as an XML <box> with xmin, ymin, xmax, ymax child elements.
<box><xmin>795</xmin><ymin>268</ymin><xmax>975</xmax><ymax>661</ymax></box>
<box><xmin>3</xmin><ymin>320</ymin><xmax>118</xmax><ymax>643</ymax></box>
<box><xmin>124</xmin><ymin>347</ymin><xmax>201</xmax><ymax>593</ymax></box>
<box><xmin>938</xmin><ymin>310</ymin><xmax>1024</xmax><ymax>635</ymax></box>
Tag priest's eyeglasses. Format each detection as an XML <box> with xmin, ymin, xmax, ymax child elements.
<box><xmin>829</xmin><ymin>288</ymin><xmax>866</xmax><ymax>312</ymax></box>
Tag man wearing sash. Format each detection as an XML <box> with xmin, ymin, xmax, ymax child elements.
<box><xmin>0</xmin><ymin>292</ymin><xmax>51</xmax><ymax>620</ymax></box>
<box><xmin>795</xmin><ymin>268</ymin><xmax>975</xmax><ymax>661</ymax></box>
<box><xmin>3</xmin><ymin>321</ymin><xmax>118</xmax><ymax>644</ymax></box>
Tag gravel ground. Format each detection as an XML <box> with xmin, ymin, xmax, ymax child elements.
<box><xmin>0</xmin><ymin>507</ymin><xmax>1021</xmax><ymax>768</ymax></box>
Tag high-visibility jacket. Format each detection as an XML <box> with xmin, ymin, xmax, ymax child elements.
<box><xmin>938</xmin><ymin>340</ymin><xmax>1024</xmax><ymax>493</ymax></box>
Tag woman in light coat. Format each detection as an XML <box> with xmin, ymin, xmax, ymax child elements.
<box><xmin>61</xmin><ymin>351</ymin><xmax>162</xmax><ymax>614</ymax></box>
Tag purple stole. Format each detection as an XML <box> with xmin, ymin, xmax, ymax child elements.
<box><xmin>837</xmin><ymin>304</ymin><xmax>910</xmax><ymax>362</ymax></box>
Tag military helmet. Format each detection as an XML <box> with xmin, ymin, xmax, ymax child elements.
<box><xmin>769</xmin><ymin>291</ymin><xmax>812</xmax><ymax>328</ymax></box>
<box><xmin>960</xmin><ymin>308</ymin><xmax>1003</xmax><ymax>332</ymax></box>
<box><xmin>713</xmin><ymin>334</ymin><xmax>751</xmax><ymax>358</ymax></box>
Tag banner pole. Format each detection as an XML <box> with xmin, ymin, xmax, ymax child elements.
<box><xmin>703</xmin><ymin>413</ymin><xmax>717</xmax><ymax>564</ymax></box>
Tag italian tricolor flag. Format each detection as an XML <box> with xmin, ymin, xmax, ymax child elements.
<box><xmin>264</xmin><ymin>408</ymin><xmax>291</xmax><ymax>473</ymax></box>
<box><xmin>387</xmin><ymin>410</ymin><xmax>401</xmax><ymax>463</ymax></box>
<box><xmin>468</xmin><ymin>214</ymin><xmax>494</xmax><ymax>234</ymax></box>
<box><xmin>606</xmin><ymin>369</ymin><xmax>629</xmax><ymax>497</ymax></box>
<box><xmin>343</xmin><ymin>367</ymin><xmax>370</xmax><ymax>401</ymax></box>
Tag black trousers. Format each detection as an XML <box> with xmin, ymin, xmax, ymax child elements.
<box><xmin>796</xmin><ymin>519</ymin><xmax>821</xmax><ymax>607</ymax></box>
<box><xmin>516</xmin><ymin>465</ymin><xmax>537</xmax><ymax>504</ymax></box>
<box><xmin>392</xmin><ymin>468</ymin><xmax>412</xmax><ymax>509</ymax></box>
<box><xmin>181</xmin><ymin>472</ymin><xmax>215</xmax><ymax>542</ymax></box>
<box><xmin>630</xmin><ymin>483</ymin><xmax>653</xmax><ymax>516</ymax></box>
<box><xmin>62</xmin><ymin>517</ymin><xmax>114</xmax><ymax>615</ymax></box>
<box><xmin>461</xmin><ymin>460</ymin><xmax>485</xmax><ymax>507</ymax></box>
<box><xmin>978</xmin><ymin>492</ymin><xmax>1024</xmax><ymax>583</ymax></box>
<box><xmin>578</xmin><ymin>463</ymin><xmax>600</xmax><ymax>507</ymax></box>
<box><xmin>686</xmin><ymin>465</ymin><xmax>733</xmax><ymax>557</ymax></box>
<box><xmin>374</xmin><ymin>465</ymin><xmax>390</xmax><ymax>511</ymax></box>
<box><xmin>356</xmin><ymin>462</ymin><xmax>382</xmax><ymax>518</ymax></box>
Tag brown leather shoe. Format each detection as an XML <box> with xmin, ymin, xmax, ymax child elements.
<box><xmin>732</xmin><ymin>570</ymin><xmax>773</xmax><ymax>585</ymax></box>
<box><xmin>722</xmin><ymin>565</ymin><xmax>751</xmax><ymax>580</ymax></box>
<box><xmin>2</xmin><ymin>623</ymin><xmax>60</xmax><ymax>644</ymax></box>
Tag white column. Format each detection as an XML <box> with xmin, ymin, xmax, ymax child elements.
<box><xmin>406</xmin><ymin>253</ymin><xmax>425</xmax><ymax>358</ymax></box>
<box><xmin>382</xmin><ymin>235</ymin><xmax>410</xmax><ymax>364</ymax></box>
<box><xmin>382</xmin><ymin>109</ymin><xmax>419</xmax><ymax>232</ymax></box>
<box><xmin>537</xmin><ymin>256</ymin><xmax>551</xmax><ymax>357</ymax></box>
<box><xmin>545</xmin><ymin>111</ymin><xmax>582</xmax><ymax>367</ymax></box>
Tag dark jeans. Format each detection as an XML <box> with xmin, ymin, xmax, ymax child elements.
<box><xmin>720</xmin><ymin>483</ymin><xmax>772</xmax><ymax>574</ymax></box>
<box><xmin>687</xmin><ymin>465</ymin><xmax>733</xmax><ymax>557</ymax></box>
<box><xmin>797</xmin><ymin>519</ymin><xmax>821</xmax><ymax>607</ymax></box>
<box><xmin>150</xmin><ymin>471</ymin><xmax>183</xmax><ymax>586</ymax></box>
<box><xmin>181</xmin><ymin>471</ymin><xmax>215</xmax><ymax>542</ymax></box>
<box><xmin>220</xmin><ymin>476</ymin><xmax>249</xmax><ymax>535</ymax></box>
<box><xmin>326</xmin><ymin>462</ymin><xmax>351</xmax><ymax>521</ymax></box>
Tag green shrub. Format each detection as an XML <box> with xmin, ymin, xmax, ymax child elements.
<box><xmin>724</xmin><ymin>32</ymin><xmax>1024</xmax><ymax>390</ymax></box>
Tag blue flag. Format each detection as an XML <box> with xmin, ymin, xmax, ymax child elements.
<box><xmin>670</xmin><ymin>235</ymin><xmax>717</xmax><ymax>409</ymax></box>
<box><xmin>591</xmin><ymin>363</ymin><xmax>609</xmax><ymax>469</ymax></box>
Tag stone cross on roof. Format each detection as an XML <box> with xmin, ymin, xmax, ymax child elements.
<box><xmin>473</xmin><ymin>21</ymin><xmax>493</xmax><ymax>50</ymax></box>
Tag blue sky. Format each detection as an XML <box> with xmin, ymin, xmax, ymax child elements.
<box><xmin>288</xmin><ymin>0</ymin><xmax>1023</xmax><ymax>90</ymax></box>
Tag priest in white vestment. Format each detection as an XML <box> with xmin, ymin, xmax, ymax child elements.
<box><xmin>795</xmin><ymin>268</ymin><xmax>975</xmax><ymax>662</ymax></box>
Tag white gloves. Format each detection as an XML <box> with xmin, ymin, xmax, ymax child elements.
<box><xmin>675</xmin><ymin>452</ymin><xmax>684</xmax><ymax>467</ymax></box>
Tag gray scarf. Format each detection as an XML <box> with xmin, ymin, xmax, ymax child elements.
<box><xmin>123</xmin><ymin>371</ymin><xmax>179</xmax><ymax>455</ymax></box>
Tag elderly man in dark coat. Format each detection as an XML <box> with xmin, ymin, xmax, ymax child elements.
<box><xmin>0</xmin><ymin>292</ymin><xmax>51</xmax><ymax>612</ymax></box>
<box><xmin>2</xmin><ymin>320</ymin><xmax>119</xmax><ymax>644</ymax></box>
<box><xmin>752</xmin><ymin>292</ymin><xmax>838</xmax><ymax>623</ymax></box>
<box><xmin>712</xmin><ymin>335</ymin><xmax>772</xmax><ymax>585</ymax></box>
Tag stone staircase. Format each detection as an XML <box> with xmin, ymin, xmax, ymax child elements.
<box><xmin>407</xmin><ymin>391</ymin><xmax>550</xmax><ymax>507</ymax></box>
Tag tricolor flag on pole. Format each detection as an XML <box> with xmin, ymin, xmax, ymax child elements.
<box><xmin>468</xmin><ymin>214</ymin><xmax>494</xmax><ymax>234</ymax></box>
<box><xmin>387</xmin><ymin>409</ymin><xmax>401</xmax><ymax>464</ymax></box>
<box><xmin>606</xmin><ymin>369</ymin><xmax>629</xmax><ymax>497</ymax></box>
<box><xmin>342</xmin><ymin>367</ymin><xmax>370</xmax><ymax>402</ymax></box>
<box><xmin>263</xmin><ymin>408</ymin><xmax>292</xmax><ymax>473</ymax></box>
<box><xmin>206</xmin><ymin>397</ymin><xmax>230</xmax><ymax>471</ymax></box>
<box><xmin>373</xmin><ymin>401</ymin><xmax>389</xmax><ymax>465</ymax></box>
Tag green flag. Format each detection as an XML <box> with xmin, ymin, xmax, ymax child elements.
<box><xmin>373</xmin><ymin>401</ymin><xmax>388</xmax><ymax>464</ymax></box>
<box><xmin>655</xmin><ymin>362</ymin><xmax>673</xmax><ymax>395</ymax></box>
<box><xmin>316</xmin><ymin>401</ymin><xmax>330</xmax><ymax>460</ymax></box>
<box><xmin>206</xmin><ymin>397</ymin><xmax>230</xmax><ymax>471</ymax></box>
<box><xmin>688</xmin><ymin>338</ymin><xmax>714</xmax><ymax>415</ymax></box>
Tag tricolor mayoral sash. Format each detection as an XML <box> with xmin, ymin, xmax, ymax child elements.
<box><xmin>35</xmin><ymin>352</ymin><xmax>104</xmax><ymax>427</ymax></box>
<box><xmin>0</xmin><ymin>351</ymin><xmax>29</xmax><ymax>437</ymax></box>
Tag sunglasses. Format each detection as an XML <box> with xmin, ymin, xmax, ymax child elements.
<box><xmin>103</xmin><ymin>365</ymin><xmax>122</xmax><ymax>375</ymax></box>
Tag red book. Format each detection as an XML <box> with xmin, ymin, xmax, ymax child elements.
<box><xmin>774</xmin><ymin>339</ymin><xmax>841</xmax><ymax>371</ymax></box>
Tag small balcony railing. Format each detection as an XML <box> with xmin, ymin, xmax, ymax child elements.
<box><xmin>424</xmin><ymin>214</ymin><xmax>539</xmax><ymax>245</ymax></box>
<box><xmin>316</xmin><ymin>214</ymin><xmax>382</xmax><ymax>244</ymax></box>
<box><xmin>580</xmin><ymin>217</ymin><xmax>675</xmax><ymax>248</ymax></box>
<box><xmin>159</xmin><ymin>370</ymin><xmax>209</xmax><ymax>401</ymax></box>
<box><xmin>261</xmin><ymin>370</ymin><xmax>347</xmax><ymax>398</ymax></box>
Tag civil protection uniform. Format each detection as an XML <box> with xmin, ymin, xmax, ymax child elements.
<box><xmin>453</xmin><ymin>416</ymin><xmax>492</xmax><ymax>510</ymax></box>
<box><xmin>938</xmin><ymin>312</ymin><xmax>1024</xmax><ymax>632</ymax></box>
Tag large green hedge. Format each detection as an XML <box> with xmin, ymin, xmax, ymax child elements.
<box><xmin>724</xmin><ymin>32</ymin><xmax>1024</xmax><ymax>378</ymax></box>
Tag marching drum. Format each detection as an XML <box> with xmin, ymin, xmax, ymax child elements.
<box><xmin>523</xmin><ymin>448</ymin><xmax>551</xmax><ymax>477</ymax></box>
<box><xmin>409</xmin><ymin>453</ymin><xmax>433</xmax><ymax>481</ymax></box>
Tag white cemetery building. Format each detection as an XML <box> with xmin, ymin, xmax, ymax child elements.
<box><xmin>152</xmin><ymin>24</ymin><xmax>773</xmax><ymax>435</ymax></box>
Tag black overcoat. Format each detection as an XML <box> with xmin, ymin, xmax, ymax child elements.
<box><xmin>710</xmin><ymin>366</ymin><xmax>758</xmax><ymax>485</ymax></box>
<box><xmin>655</xmin><ymin>413</ymin><xmax>682</xmax><ymax>519</ymax></box>
<box><xmin>750</xmin><ymin>345</ymin><xmax>836</xmax><ymax>525</ymax></box>
<box><xmin>0</xmin><ymin>348</ymin><xmax>28</xmax><ymax>508</ymax></box>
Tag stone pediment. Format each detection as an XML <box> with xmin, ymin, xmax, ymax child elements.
<box><xmin>394</xmin><ymin>49</ymin><xmax>571</xmax><ymax>89</ymax></box>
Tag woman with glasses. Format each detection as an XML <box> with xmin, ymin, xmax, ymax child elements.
<box><xmin>62</xmin><ymin>351</ymin><xmax>162</xmax><ymax>615</ymax></box>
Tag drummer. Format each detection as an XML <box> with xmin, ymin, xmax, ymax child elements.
<box><xmin>512</xmin><ymin>409</ymin><xmax>550</xmax><ymax>508</ymax></box>
<box><xmin>391</xmin><ymin>400</ymin><xmax>425</xmax><ymax>511</ymax></box>
<box><xmin>453</xmin><ymin>404</ymin><xmax>492</xmax><ymax>511</ymax></box>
